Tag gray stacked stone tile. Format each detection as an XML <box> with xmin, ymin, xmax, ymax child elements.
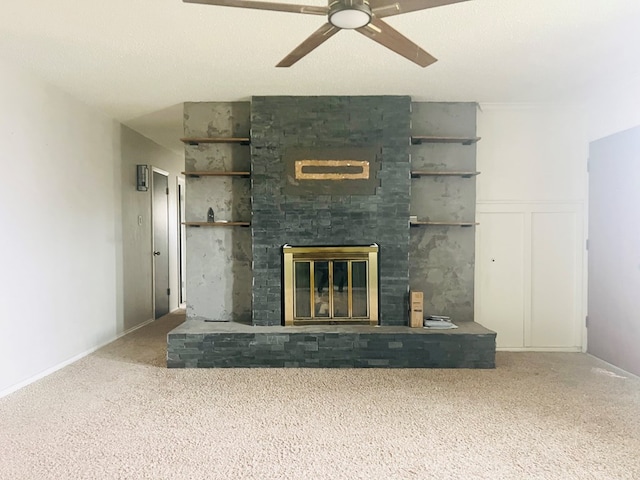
<box><xmin>167</xmin><ymin>322</ymin><xmax>496</xmax><ymax>368</ymax></box>
<box><xmin>250</xmin><ymin>96</ymin><xmax>411</xmax><ymax>326</ymax></box>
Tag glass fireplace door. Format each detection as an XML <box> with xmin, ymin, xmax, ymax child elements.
<box><xmin>284</xmin><ymin>245</ymin><xmax>379</xmax><ymax>326</ymax></box>
<box><xmin>294</xmin><ymin>260</ymin><xmax>366</xmax><ymax>321</ymax></box>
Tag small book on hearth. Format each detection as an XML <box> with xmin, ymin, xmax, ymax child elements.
<box><xmin>424</xmin><ymin>316</ymin><xmax>458</xmax><ymax>329</ymax></box>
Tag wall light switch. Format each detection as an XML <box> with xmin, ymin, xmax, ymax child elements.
<box><xmin>138</xmin><ymin>215</ymin><xmax>143</xmax><ymax>226</ymax></box>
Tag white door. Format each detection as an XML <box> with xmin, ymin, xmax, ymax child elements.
<box><xmin>530</xmin><ymin>212</ymin><xmax>580</xmax><ymax>347</ymax></box>
<box><xmin>475</xmin><ymin>212</ymin><xmax>526</xmax><ymax>348</ymax></box>
<box><xmin>476</xmin><ymin>207</ymin><xmax>583</xmax><ymax>350</ymax></box>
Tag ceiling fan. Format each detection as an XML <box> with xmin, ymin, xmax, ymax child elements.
<box><xmin>183</xmin><ymin>0</ymin><xmax>470</xmax><ymax>67</ymax></box>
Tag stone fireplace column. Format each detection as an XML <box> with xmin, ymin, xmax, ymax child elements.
<box><xmin>183</xmin><ymin>102</ymin><xmax>252</xmax><ymax>322</ymax></box>
<box><xmin>250</xmin><ymin>96</ymin><xmax>411</xmax><ymax>326</ymax></box>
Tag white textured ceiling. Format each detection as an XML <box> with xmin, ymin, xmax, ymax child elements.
<box><xmin>1</xmin><ymin>0</ymin><xmax>640</xmax><ymax>154</ymax></box>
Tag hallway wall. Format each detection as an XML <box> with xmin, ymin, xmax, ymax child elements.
<box><xmin>120</xmin><ymin>125</ymin><xmax>183</xmax><ymax>330</ymax></box>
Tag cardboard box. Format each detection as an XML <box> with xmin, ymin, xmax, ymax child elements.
<box><xmin>409</xmin><ymin>291</ymin><xmax>423</xmax><ymax>328</ymax></box>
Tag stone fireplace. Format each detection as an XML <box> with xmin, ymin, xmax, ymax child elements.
<box><xmin>168</xmin><ymin>97</ymin><xmax>496</xmax><ymax>369</ymax></box>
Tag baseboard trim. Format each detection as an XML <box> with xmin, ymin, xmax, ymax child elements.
<box><xmin>586</xmin><ymin>354</ymin><xmax>640</xmax><ymax>380</ymax></box>
<box><xmin>0</xmin><ymin>318</ymin><xmax>155</xmax><ymax>399</ymax></box>
<box><xmin>496</xmin><ymin>347</ymin><xmax>582</xmax><ymax>352</ymax></box>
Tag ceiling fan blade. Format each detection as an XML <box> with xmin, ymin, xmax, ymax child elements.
<box><xmin>357</xmin><ymin>17</ymin><xmax>437</xmax><ymax>67</ymax></box>
<box><xmin>276</xmin><ymin>23</ymin><xmax>339</xmax><ymax>67</ymax></box>
<box><xmin>370</xmin><ymin>0</ymin><xmax>470</xmax><ymax>18</ymax></box>
<box><xmin>183</xmin><ymin>0</ymin><xmax>328</xmax><ymax>16</ymax></box>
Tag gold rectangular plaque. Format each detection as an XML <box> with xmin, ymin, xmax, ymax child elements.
<box><xmin>294</xmin><ymin>160</ymin><xmax>370</xmax><ymax>180</ymax></box>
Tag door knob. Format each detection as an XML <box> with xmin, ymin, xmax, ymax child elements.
<box><xmin>153</xmin><ymin>251</ymin><xmax>161</xmax><ymax>256</ymax></box>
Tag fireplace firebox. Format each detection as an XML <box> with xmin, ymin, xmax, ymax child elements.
<box><xmin>283</xmin><ymin>245</ymin><xmax>379</xmax><ymax>326</ymax></box>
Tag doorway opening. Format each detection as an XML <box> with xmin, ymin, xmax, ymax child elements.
<box><xmin>177</xmin><ymin>176</ymin><xmax>186</xmax><ymax>307</ymax></box>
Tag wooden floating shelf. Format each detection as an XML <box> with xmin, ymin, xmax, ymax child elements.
<box><xmin>411</xmin><ymin>171</ymin><xmax>480</xmax><ymax>178</ymax></box>
<box><xmin>182</xmin><ymin>171</ymin><xmax>251</xmax><ymax>178</ymax></box>
<box><xmin>410</xmin><ymin>221</ymin><xmax>479</xmax><ymax>227</ymax></box>
<box><xmin>411</xmin><ymin>136</ymin><xmax>481</xmax><ymax>146</ymax></box>
<box><xmin>180</xmin><ymin>137</ymin><xmax>251</xmax><ymax>146</ymax></box>
<box><xmin>183</xmin><ymin>222</ymin><xmax>251</xmax><ymax>227</ymax></box>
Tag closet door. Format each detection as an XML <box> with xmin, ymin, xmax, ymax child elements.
<box><xmin>476</xmin><ymin>206</ymin><xmax>583</xmax><ymax>350</ymax></box>
<box><xmin>476</xmin><ymin>212</ymin><xmax>525</xmax><ymax>348</ymax></box>
<box><xmin>530</xmin><ymin>211</ymin><xmax>580</xmax><ymax>348</ymax></box>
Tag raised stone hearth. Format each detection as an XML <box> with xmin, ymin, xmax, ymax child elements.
<box><xmin>167</xmin><ymin>321</ymin><xmax>496</xmax><ymax>368</ymax></box>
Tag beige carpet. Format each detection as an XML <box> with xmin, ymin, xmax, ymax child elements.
<box><xmin>1</xmin><ymin>311</ymin><xmax>639</xmax><ymax>480</ymax></box>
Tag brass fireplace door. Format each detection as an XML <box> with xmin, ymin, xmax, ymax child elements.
<box><xmin>283</xmin><ymin>245</ymin><xmax>378</xmax><ymax>326</ymax></box>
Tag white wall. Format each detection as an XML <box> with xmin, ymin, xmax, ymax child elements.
<box><xmin>584</xmin><ymin>74</ymin><xmax>640</xmax><ymax>142</ymax></box>
<box><xmin>475</xmin><ymin>104</ymin><xmax>588</xmax><ymax>351</ymax></box>
<box><xmin>0</xmin><ymin>60</ymin><xmax>122</xmax><ymax>394</ymax></box>
<box><xmin>0</xmin><ymin>60</ymin><xmax>183</xmax><ymax>397</ymax></box>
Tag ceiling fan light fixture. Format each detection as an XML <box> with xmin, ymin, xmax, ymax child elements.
<box><xmin>329</xmin><ymin>2</ymin><xmax>371</xmax><ymax>29</ymax></box>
